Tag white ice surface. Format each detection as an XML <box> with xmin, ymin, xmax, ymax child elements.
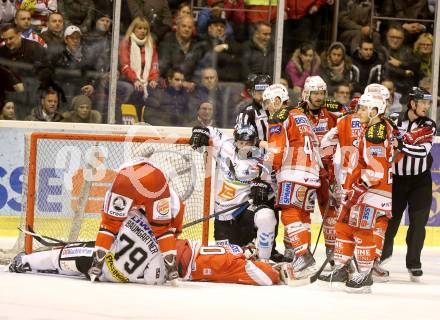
<box><xmin>0</xmin><ymin>246</ymin><xmax>439</xmax><ymax>320</ymax></box>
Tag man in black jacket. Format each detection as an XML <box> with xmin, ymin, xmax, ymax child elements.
<box><xmin>351</xmin><ymin>38</ymin><xmax>384</xmax><ymax>92</ymax></box>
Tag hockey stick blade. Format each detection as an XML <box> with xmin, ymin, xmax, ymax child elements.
<box><xmin>287</xmin><ymin>255</ymin><xmax>331</xmax><ymax>287</ymax></box>
<box><xmin>19</xmin><ymin>226</ymin><xmax>67</xmax><ymax>247</ymax></box>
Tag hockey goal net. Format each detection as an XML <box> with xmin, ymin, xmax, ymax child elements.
<box><xmin>16</xmin><ymin>132</ymin><xmax>212</xmax><ymax>254</ymax></box>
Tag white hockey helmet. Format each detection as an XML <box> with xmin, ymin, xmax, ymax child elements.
<box><xmin>358</xmin><ymin>92</ymin><xmax>386</xmax><ymax>117</ymax></box>
<box><xmin>302</xmin><ymin>76</ymin><xmax>327</xmax><ymax>101</ymax></box>
<box><xmin>262</xmin><ymin>83</ymin><xmax>289</xmax><ymax>103</ymax></box>
<box><xmin>364</xmin><ymin>83</ymin><xmax>390</xmax><ymax>101</ymax></box>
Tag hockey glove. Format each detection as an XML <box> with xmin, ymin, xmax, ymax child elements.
<box><xmin>342</xmin><ymin>180</ymin><xmax>368</xmax><ymax>208</ymax></box>
<box><xmin>88</xmin><ymin>248</ymin><xmax>107</xmax><ymax>282</ymax></box>
<box><xmin>163</xmin><ymin>254</ymin><xmax>179</xmax><ymax>283</ymax></box>
<box><xmin>250</xmin><ymin>179</ymin><xmax>271</xmax><ymax>206</ymax></box>
<box><xmin>189</xmin><ymin>126</ymin><xmax>210</xmax><ymax>150</ymax></box>
<box><xmin>403</xmin><ymin>126</ymin><xmax>434</xmax><ymax>145</ymax></box>
<box><xmin>317</xmin><ymin>167</ymin><xmax>329</xmax><ymax>207</ymax></box>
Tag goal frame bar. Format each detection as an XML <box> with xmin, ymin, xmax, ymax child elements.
<box><xmin>24</xmin><ymin>132</ymin><xmax>212</xmax><ymax>253</ymax></box>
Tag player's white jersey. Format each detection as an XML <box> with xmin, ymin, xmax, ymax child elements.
<box><xmin>208</xmin><ymin>127</ymin><xmax>275</xmax><ymax>220</ymax></box>
<box><xmin>100</xmin><ymin>210</ymin><xmax>166</xmax><ymax>285</ymax></box>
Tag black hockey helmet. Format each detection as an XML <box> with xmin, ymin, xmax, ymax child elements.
<box><xmin>246</xmin><ymin>73</ymin><xmax>272</xmax><ymax>93</ymax></box>
<box><xmin>234</xmin><ymin>124</ymin><xmax>257</xmax><ymax>143</ymax></box>
<box><xmin>408</xmin><ymin>87</ymin><xmax>432</xmax><ymax>102</ymax></box>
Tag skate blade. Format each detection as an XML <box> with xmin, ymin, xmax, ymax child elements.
<box><xmin>317</xmin><ymin>278</ymin><xmax>346</xmax><ymax>290</ymax></box>
<box><xmin>169</xmin><ymin>279</ymin><xmax>179</xmax><ymax>287</ymax></box>
<box><xmin>294</xmin><ymin>266</ymin><xmax>317</xmax><ymax>279</ymax></box>
<box><xmin>373</xmin><ymin>275</ymin><xmax>389</xmax><ymax>283</ymax></box>
<box><xmin>409</xmin><ymin>275</ymin><xmax>422</xmax><ymax>283</ymax></box>
<box><xmin>286</xmin><ymin>277</ymin><xmax>311</xmax><ymax>287</ymax></box>
<box><xmin>345</xmin><ymin>286</ymin><xmax>372</xmax><ymax>294</ymax></box>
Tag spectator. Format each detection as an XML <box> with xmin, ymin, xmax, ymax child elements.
<box><xmin>159</xmin><ymin>15</ymin><xmax>197</xmax><ymax>81</ymax></box>
<box><xmin>351</xmin><ymin>37</ymin><xmax>384</xmax><ymax>92</ymax></box>
<box><xmin>25</xmin><ymin>87</ymin><xmax>63</xmax><ymax>121</ymax></box>
<box><xmin>197</xmin><ymin>0</ymin><xmax>234</xmax><ymax>38</ymax></box>
<box><xmin>224</xmin><ymin>0</ymin><xmax>246</xmax><ymax>41</ymax></box>
<box><xmin>41</xmin><ymin>12</ymin><xmax>65</xmax><ymax>60</ymax></box>
<box><xmin>338</xmin><ymin>0</ymin><xmax>381</xmax><ymax>54</ymax></box>
<box><xmin>119</xmin><ymin>17</ymin><xmax>159</xmax><ymax>118</ymax></box>
<box><xmin>186</xmin><ymin>100</ymin><xmax>216</xmax><ymax>127</ymax></box>
<box><xmin>83</xmin><ymin>12</ymin><xmax>112</xmax><ymax>70</ymax></box>
<box><xmin>285</xmin><ymin>42</ymin><xmax>320</xmax><ymax>95</ymax></box>
<box><xmin>183</xmin><ymin>17</ymin><xmax>243</xmax><ymax>82</ymax></box>
<box><xmin>62</xmin><ymin>94</ymin><xmax>102</xmax><ymax>123</ymax></box>
<box><xmin>382</xmin><ymin>24</ymin><xmax>420</xmax><ymax>95</ymax></box>
<box><xmin>0</xmin><ymin>101</ymin><xmax>16</xmax><ymax>120</ymax></box>
<box><xmin>0</xmin><ymin>0</ymin><xmax>16</xmax><ymax>23</ymax></box>
<box><xmin>283</xmin><ymin>0</ymin><xmax>328</xmax><ymax>62</ymax></box>
<box><xmin>381</xmin><ymin>79</ymin><xmax>403</xmax><ymax>114</ymax></box>
<box><xmin>0</xmin><ymin>24</ymin><xmax>53</xmax><ymax>119</ymax></box>
<box><xmin>143</xmin><ymin>68</ymin><xmax>189</xmax><ymax>126</ymax></box>
<box><xmin>245</xmin><ymin>0</ymin><xmax>277</xmax><ymax>24</ymax></box>
<box><xmin>332</xmin><ymin>83</ymin><xmax>352</xmax><ymax>107</ymax></box>
<box><xmin>58</xmin><ymin>0</ymin><xmax>95</xmax><ymax>34</ymax></box>
<box><xmin>52</xmin><ymin>25</ymin><xmax>100</xmax><ymax>105</ymax></box>
<box><xmin>242</xmin><ymin>21</ymin><xmax>274</xmax><ymax>78</ymax></box>
<box><xmin>14</xmin><ymin>9</ymin><xmax>46</xmax><ymax>47</ymax></box>
<box><xmin>0</xmin><ymin>65</ymin><xmax>24</xmax><ymax>110</ymax></box>
<box><xmin>413</xmin><ymin>33</ymin><xmax>433</xmax><ymax>79</ymax></box>
<box><xmin>319</xmin><ymin>41</ymin><xmax>359</xmax><ymax>94</ymax></box>
<box><xmin>15</xmin><ymin>0</ymin><xmax>57</xmax><ymax>32</ymax></box>
<box><xmin>126</xmin><ymin>0</ymin><xmax>172</xmax><ymax>41</ymax></box>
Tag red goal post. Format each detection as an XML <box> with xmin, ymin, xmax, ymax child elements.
<box><xmin>22</xmin><ymin>131</ymin><xmax>213</xmax><ymax>253</ymax></box>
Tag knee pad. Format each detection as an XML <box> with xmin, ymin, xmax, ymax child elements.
<box><xmin>254</xmin><ymin>207</ymin><xmax>277</xmax><ymax>231</ymax></box>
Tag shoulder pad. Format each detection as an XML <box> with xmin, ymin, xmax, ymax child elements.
<box><xmin>421</xmin><ymin>118</ymin><xmax>436</xmax><ymax>130</ymax></box>
<box><xmin>382</xmin><ymin>116</ymin><xmax>399</xmax><ymax>131</ymax></box>
<box><xmin>365</xmin><ymin>121</ymin><xmax>388</xmax><ymax>144</ymax></box>
<box><xmin>293</xmin><ymin>101</ymin><xmax>307</xmax><ymax>113</ymax></box>
<box><xmin>324</xmin><ymin>99</ymin><xmax>344</xmax><ymax>113</ymax></box>
<box><xmin>268</xmin><ymin>107</ymin><xmax>290</xmax><ymax>124</ymax></box>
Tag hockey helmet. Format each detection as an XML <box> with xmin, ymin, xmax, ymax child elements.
<box><xmin>408</xmin><ymin>87</ymin><xmax>432</xmax><ymax>102</ymax></box>
<box><xmin>302</xmin><ymin>76</ymin><xmax>327</xmax><ymax>101</ymax></box>
<box><xmin>262</xmin><ymin>83</ymin><xmax>289</xmax><ymax>103</ymax></box>
<box><xmin>234</xmin><ymin>124</ymin><xmax>257</xmax><ymax>143</ymax></box>
<box><xmin>246</xmin><ymin>73</ymin><xmax>272</xmax><ymax>92</ymax></box>
<box><xmin>358</xmin><ymin>92</ymin><xmax>386</xmax><ymax>117</ymax></box>
<box><xmin>364</xmin><ymin>84</ymin><xmax>390</xmax><ymax>101</ymax></box>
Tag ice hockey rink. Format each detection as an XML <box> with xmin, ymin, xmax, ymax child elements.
<box><xmin>1</xmin><ymin>245</ymin><xmax>439</xmax><ymax>320</ymax></box>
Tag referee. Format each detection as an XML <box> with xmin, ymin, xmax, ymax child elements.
<box><xmin>382</xmin><ymin>87</ymin><xmax>436</xmax><ymax>281</ymax></box>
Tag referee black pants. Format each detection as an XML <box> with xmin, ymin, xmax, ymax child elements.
<box><xmin>382</xmin><ymin>171</ymin><xmax>432</xmax><ymax>269</ymax></box>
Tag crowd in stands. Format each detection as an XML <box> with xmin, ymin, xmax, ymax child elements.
<box><xmin>0</xmin><ymin>0</ymin><xmax>436</xmax><ymax>127</ymax></box>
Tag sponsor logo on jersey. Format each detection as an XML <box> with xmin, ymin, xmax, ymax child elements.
<box><xmin>61</xmin><ymin>247</ymin><xmax>94</xmax><ymax>258</ymax></box>
<box><xmin>269</xmin><ymin>125</ymin><xmax>281</xmax><ymax>135</ymax></box>
<box><xmin>228</xmin><ymin>244</ymin><xmax>242</xmax><ymax>255</ymax></box>
<box><xmin>203</xmin><ymin>268</ymin><xmax>212</xmax><ymax>276</ymax></box>
<box><xmin>351</xmin><ymin>119</ymin><xmax>361</xmax><ymax>129</ymax></box>
<box><xmin>104</xmin><ymin>253</ymin><xmax>129</xmax><ymax>283</ymax></box>
<box><xmin>292</xmin><ymin>185</ymin><xmax>307</xmax><ymax>208</ymax></box>
<box><xmin>278</xmin><ymin>182</ymin><xmax>292</xmax><ymax>205</ymax></box>
<box><xmin>294</xmin><ymin>115</ymin><xmax>308</xmax><ymax>125</ymax></box>
<box><xmin>152</xmin><ymin>198</ymin><xmax>171</xmax><ymax>220</ymax></box>
<box><xmin>360</xmin><ymin>206</ymin><xmax>375</xmax><ymax>229</ymax></box>
<box><xmin>107</xmin><ymin>193</ymin><xmax>133</xmax><ymax>218</ymax></box>
<box><xmin>313</xmin><ymin>119</ymin><xmax>328</xmax><ymax>133</ymax></box>
<box><xmin>218</xmin><ymin>182</ymin><xmax>237</xmax><ymax>200</ymax></box>
<box><xmin>369</xmin><ymin>146</ymin><xmax>384</xmax><ymax>157</ymax></box>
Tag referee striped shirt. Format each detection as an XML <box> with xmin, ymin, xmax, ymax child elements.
<box><xmin>393</xmin><ymin>112</ymin><xmax>437</xmax><ymax>176</ymax></box>
<box><xmin>236</xmin><ymin>101</ymin><xmax>270</xmax><ymax>141</ymax></box>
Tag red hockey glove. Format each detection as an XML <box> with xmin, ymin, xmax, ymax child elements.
<box><xmin>342</xmin><ymin>180</ymin><xmax>368</xmax><ymax>208</ymax></box>
<box><xmin>317</xmin><ymin>167</ymin><xmax>329</xmax><ymax>207</ymax></box>
<box><xmin>403</xmin><ymin>126</ymin><xmax>434</xmax><ymax>145</ymax></box>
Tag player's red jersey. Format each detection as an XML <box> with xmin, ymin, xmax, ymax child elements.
<box><xmin>95</xmin><ymin>159</ymin><xmax>184</xmax><ymax>255</ymax></box>
<box><xmin>176</xmin><ymin>240</ymin><xmax>279</xmax><ymax>286</ymax></box>
<box><xmin>267</xmin><ymin>107</ymin><xmax>320</xmax><ymax>188</ymax></box>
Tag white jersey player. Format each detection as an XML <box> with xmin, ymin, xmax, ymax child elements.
<box><xmin>189</xmin><ymin>124</ymin><xmax>277</xmax><ymax>261</ymax></box>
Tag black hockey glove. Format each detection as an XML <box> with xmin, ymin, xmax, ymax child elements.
<box><xmin>88</xmin><ymin>248</ymin><xmax>107</xmax><ymax>282</ymax></box>
<box><xmin>189</xmin><ymin>126</ymin><xmax>210</xmax><ymax>150</ymax></box>
<box><xmin>164</xmin><ymin>254</ymin><xmax>179</xmax><ymax>283</ymax></box>
<box><xmin>250</xmin><ymin>179</ymin><xmax>271</xmax><ymax>206</ymax></box>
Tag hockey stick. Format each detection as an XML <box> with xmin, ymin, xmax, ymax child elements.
<box><xmin>182</xmin><ymin>201</ymin><xmax>251</xmax><ymax>229</ymax></box>
<box><xmin>286</xmin><ymin>254</ymin><xmax>331</xmax><ymax>287</ymax></box>
<box><xmin>312</xmin><ymin>203</ymin><xmax>329</xmax><ymax>256</ymax></box>
<box><xmin>19</xmin><ymin>226</ymin><xmax>90</xmax><ymax>248</ymax></box>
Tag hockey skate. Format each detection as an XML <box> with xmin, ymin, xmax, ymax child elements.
<box><xmin>345</xmin><ymin>271</ymin><xmax>373</xmax><ymax>294</ymax></box>
<box><xmin>8</xmin><ymin>252</ymin><xmax>31</xmax><ymax>273</ymax></box>
<box><xmin>408</xmin><ymin>268</ymin><xmax>423</xmax><ymax>282</ymax></box>
<box><xmin>318</xmin><ymin>264</ymin><xmax>349</xmax><ymax>288</ymax></box>
<box><xmin>270</xmin><ymin>249</ymin><xmax>285</xmax><ymax>263</ymax></box>
<box><xmin>282</xmin><ymin>248</ymin><xmax>295</xmax><ymax>263</ymax></box>
<box><xmin>372</xmin><ymin>259</ymin><xmax>389</xmax><ymax>283</ymax></box>
<box><xmin>323</xmin><ymin>248</ymin><xmax>335</xmax><ymax>271</ymax></box>
<box><xmin>291</xmin><ymin>251</ymin><xmax>316</xmax><ymax>279</ymax></box>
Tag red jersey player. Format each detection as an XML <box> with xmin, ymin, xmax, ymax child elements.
<box><xmin>88</xmin><ymin>158</ymin><xmax>184</xmax><ymax>284</ymax></box>
<box><xmin>318</xmin><ymin>93</ymin><xmax>395</xmax><ymax>293</ymax></box>
<box><xmin>264</xmin><ymin>83</ymin><xmax>321</xmax><ymax>277</ymax></box>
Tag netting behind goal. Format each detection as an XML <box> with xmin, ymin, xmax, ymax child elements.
<box><xmin>19</xmin><ymin>132</ymin><xmax>212</xmax><ymax>253</ymax></box>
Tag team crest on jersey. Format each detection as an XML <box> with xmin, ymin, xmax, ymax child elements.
<box><xmin>153</xmin><ymin>198</ymin><xmax>171</xmax><ymax>220</ymax></box>
<box><xmin>278</xmin><ymin>182</ymin><xmax>292</xmax><ymax>205</ymax></box>
<box><xmin>203</xmin><ymin>268</ymin><xmax>213</xmax><ymax>276</ymax></box>
<box><xmin>292</xmin><ymin>185</ymin><xmax>307</xmax><ymax>208</ymax></box>
<box><xmin>107</xmin><ymin>192</ymin><xmax>133</xmax><ymax>218</ymax></box>
<box><xmin>270</xmin><ymin>125</ymin><xmax>281</xmax><ymax>135</ymax></box>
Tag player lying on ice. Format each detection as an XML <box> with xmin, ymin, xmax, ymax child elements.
<box><xmin>9</xmin><ymin>208</ymin><xmax>287</xmax><ymax>286</ymax></box>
